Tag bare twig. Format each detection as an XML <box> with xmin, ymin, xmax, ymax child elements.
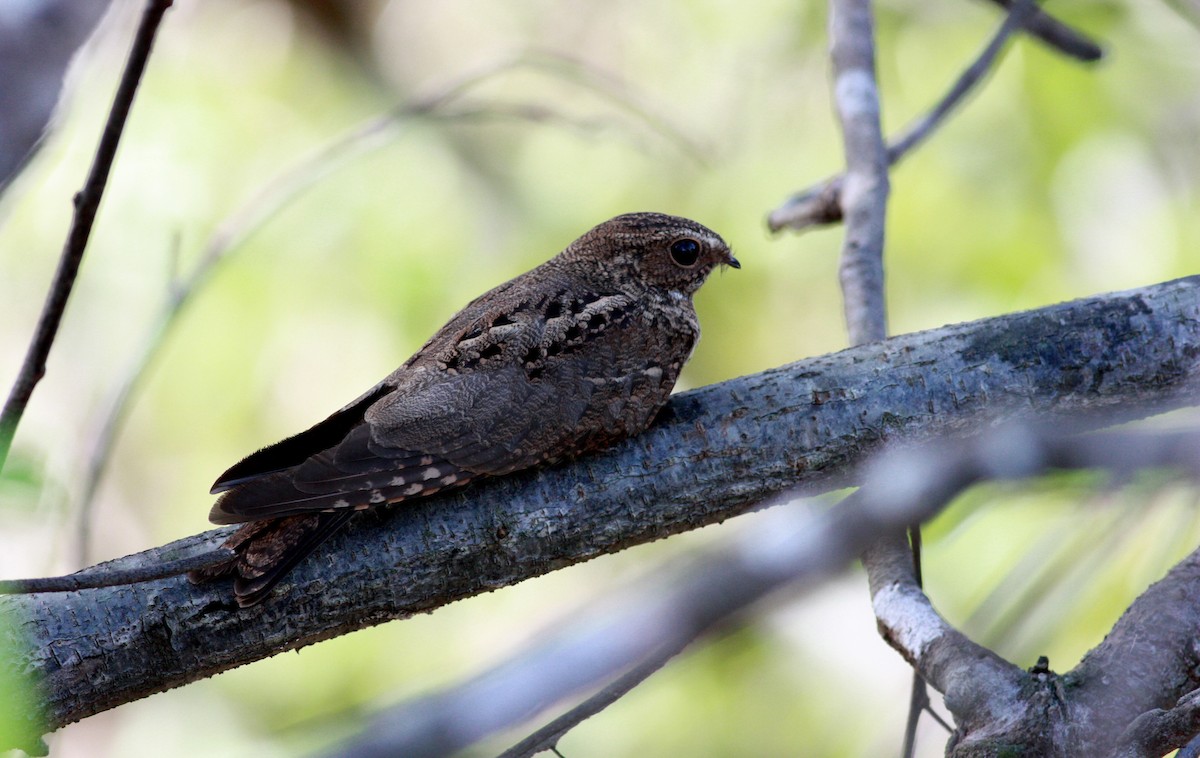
<box><xmin>0</xmin><ymin>548</ymin><xmax>233</xmax><ymax>594</ymax></box>
<box><xmin>324</xmin><ymin>426</ymin><xmax>1200</xmax><ymax>758</ymax></box>
<box><xmin>496</xmin><ymin>644</ymin><xmax>684</xmax><ymax>758</ymax></box>
<box><xmin>517</xmin><ymin>50</ymin><xmax>709</xmax><ymax>166</ymax></box>
<box><xmin>902</xmin><ymin>674</ymin><xmax>929</xmax><ymax>757</ymax></box>
<box><xmin>0</xmin><ymin>0</ymin><xmax>173</xmax><ymax>471</ymax></box>
<box><xmin>828</xmin><ymin>0</ymin><xmax>889</xmax><ymax>344</ymax></box>
<box><xmin>769</xmin><ymin>0</ymin><xmax>1037</xmax><ymax>233</ymax></box>
<box><xmin>824</xmin><ymin>4</ymin><xmax>938</xmax><ymax>754</ymax></box>
<box><xmin>982</xmin><ymin>0</ymin><xmax>1104</xmax><ymax>61</ymax></box>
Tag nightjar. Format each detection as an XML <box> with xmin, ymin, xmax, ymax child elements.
<box><xmin>194</xmin><ymin>212</ymin><xmax>738</xmax><ymax>605</ymax></box>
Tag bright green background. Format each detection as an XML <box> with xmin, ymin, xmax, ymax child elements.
<box><xmin>1</xmin><ymin>0</ymin><xmax>1198</xmax><ymax>756</ymax></box>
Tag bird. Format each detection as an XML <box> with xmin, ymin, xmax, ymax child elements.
<box><xmin>191</xmin><ymin>212</ymin><xmax>738</xmax><ymax>606</ymax></box>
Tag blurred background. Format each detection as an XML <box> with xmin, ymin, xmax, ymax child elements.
<box><xmin>1</xmin><ymin>0</ymin><xmax>1198</xmax><ymax>755</ymax></box>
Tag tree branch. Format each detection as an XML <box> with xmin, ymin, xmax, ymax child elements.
<box><xmin>770</xmin><ymin>0</ymin><xmax>1036</xmax><ymax>233</ymax></box>
<box><xmin>1071</xmin><ymin>550</ymin><xmax>1200</xmax><ymax>755</ymax></box>
<box><xmin>1</xmin><ymin>276</ymin><xmax>1199</xmax><ymax>743</ymax></box>
<box><xmin>1106</xmin><ymin>687</ymin><xmax>1200</xmax><ymax>757</ymax></box>
<box><xmin>0</xmin><ymin>0</ymin><xmax>173</xmax><ymax>471</ymax></box>
<box><xmin>981</xmin><ymin>0</ymin><xmax>1104</xmax><ymax>62</ymax></box>
<box><xmin>0</xmin><ymin>549</ymin><xmax>232</xmax><ymax>594</ymax></box>
<box><xmin>328</xmin><ymin>425</ymin><xmax>1200</xmax><ymax>758</ymax></box>
<box><xmin>828</xmin><ymin>0</ymin><xmax>890</xmax><ymax>344</ymax></box>
<box><xmin>494</xmin><ymin>645</ymin><xmax>683</xmax><ymax>758</ymax></box>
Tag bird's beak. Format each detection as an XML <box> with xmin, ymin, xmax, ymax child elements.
<box><xmin>724</xmin><ymin>250</ymin><xmax>741</xmax><ymax>269</ymax></box>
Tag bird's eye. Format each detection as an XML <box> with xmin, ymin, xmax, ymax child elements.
<box><xmin>669</xmin><ymin>238</ymin><xmax>701</xmax><ymax>268</ymax></box>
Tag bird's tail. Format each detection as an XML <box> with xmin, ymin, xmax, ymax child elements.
<box><xmin>188</xmin><ymin>511</ymin><xmax>355</xmax><ymax>606</ymax></box>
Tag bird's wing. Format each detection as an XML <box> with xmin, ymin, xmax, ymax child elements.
<box><xmin>364</xmin><ymin>360</ymin><xmax>597</xmax><ymax>474</ymax></box>
<box><xmin>210</xmin><ymin>381</ymin><xmax>393</xmax><ymax>493</ymax></box>
<box><xmin>208</xmin><ymin>290</ymin><xmax>663</xmax><ymax>525</ymax></box>
<box><xmin>366</xmin><ymin>287</ymin><xmax>669</xmax><ymax>475</ymax></box>
<box><xmin>207</xmin><ymin>361</ymin><xmax>593</xmax><ymax>524</ymax></box>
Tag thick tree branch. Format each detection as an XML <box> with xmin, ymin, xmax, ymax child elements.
<box><xmin>0</xmin><ymin>0</ymin><xmax>172</xmax><ymax>470</ymax></box>
<box><xmin>330</xmin><ymin>427</ymin><xmax>1200</xmax><ymax>758</ymax></box>
<box><xmin>866</xmin><ymin>427</ymin><xmax>1200</xmax><ymax>755</ymax></box>
<box><xmin>1075</xmin><ymin>554</ymin><xmax>1200</xmax><ymax>756</ymax></box>
<box><xmin>1</xmin><ymin>276</ymin><xmax>1199</xmax><ymax>743</ymax></box>
<box><xmin>1108</xmin><ymin>687</ymin><xmax>1200</xmax><ymax>758</ymax></box>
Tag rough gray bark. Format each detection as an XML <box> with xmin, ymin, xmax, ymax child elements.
<box><xmin>931</xmin><ymin>544</ymin><xmax>1200</xmax><ymax>756</ymax></box>
<box><xmin>2</xmin><ymin>275</ymin><xmax>1200</xmax><ymax>743</ymax></box>
<box><xmin>331</xmin><ymin>427</ymin><xmax>1200</xmax><ymax>758</ymax></box>
<box><xmin>857</xmin><ymin>426</ymin><xmax>1200</xmax><ymax>756</ymax></box>
<box><xmin>1072</xmin><ymin>550</ymin><xmax>1200</xmax><ymax>756</ymax></box>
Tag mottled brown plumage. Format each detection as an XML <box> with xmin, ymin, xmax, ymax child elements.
<box><xmin>192</xmin><ymin>212</ymin><xmax>737</xmax><ymax>605</ymax></box>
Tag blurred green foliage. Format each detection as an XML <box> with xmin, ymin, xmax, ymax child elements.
<box><xmin>0</xmin><ymin>604</ymin><xmax>43</xmax><ymax>756</ymax></box>
<box><xmin>1</xmin><ymin>0</ymin><xmax>1199</xmax><ymax>756</ymax></box>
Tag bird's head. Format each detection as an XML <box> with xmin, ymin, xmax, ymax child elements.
<box><xmin>563</xmin><ymin>212</ymin><xmax>738</xmax><ymax>297</ymax></box>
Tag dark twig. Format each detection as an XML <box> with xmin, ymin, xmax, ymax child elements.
<box><xmin>496</xmin><ymin>644</ymin><xmax>683</xmax><ymax>758</ymax></box>
<box><xmin>887</xmin><ymin>0</ymin><xmax>1037</xmax><ymax>161</ymax></box>
<box><xmin>902</xmin><ymin>673</ymin><xmax>928</xmax><ymax>758</ymax></box>
<box><xmin>769</xmin><ymin>0</ymin><xmax>1037</xmax><ymax>233</ymax></box>
<box><xmin>0</xmin><ymin>0</ymin><xmax>173</xmax><ymax>471</ymax></box>
<box><xmin>981</xmin><ymin>0</ymin><xmax>1104</xmax><ymax>61</ymax></box>
<box><xmin>0</xmin><ymin>548</ymin><xmax>233</xmax><ymax>594</ymax></box>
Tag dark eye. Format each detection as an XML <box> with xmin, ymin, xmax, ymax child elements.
<box><xmin>669</xmin><ymin>238</ymin><xmax>701</xmax><ymax>267</ymax></box>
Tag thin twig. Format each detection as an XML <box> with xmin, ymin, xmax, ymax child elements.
<box><xmin>981</xmin><ymin>0</ymin><xmax>1103</xmax><ymax>61</ymax></box>
<box><xmin>901</xmin><ymin>522</ymin><xmax>928</xmax><ymax>758</ymax></box>
<box><xmin>0</xmin><ymin>0</ymin><xmax>174</xmax><ymax>471</ymax></box>
<box><xmin>497</xmin><ymin>645</ymin><xmax>684</xmax><ymax>758</ymax></box>
<box><xmin>0</xmin><ymin>548</ymin><xmax>233</xmax><ymax>594</ymax></box>
<box><xmin>769</xmin><ymin>0</ymin><xmax>1037</xmax><ymax>233</ymax></box>
<box><xmin>518</xmin><ymin>50</ymin><xmax>709</xmax><ymax>167</ymax></box>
